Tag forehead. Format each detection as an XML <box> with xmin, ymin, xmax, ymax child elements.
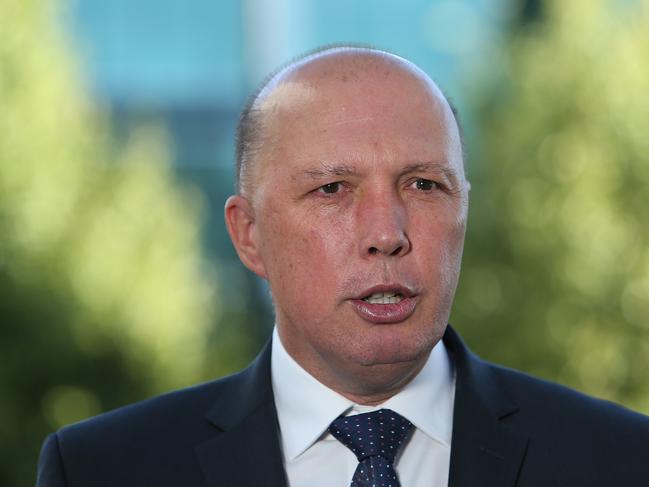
<box><xmin>259</xmin><ymin>52</ymin><xmax>447</xmax><ymax>115</ymax></box>
<box><xmin>251</xmin><ymin>52</ymin><xmax>463</xmax><ymax>187</ymax></box>
<box><xmin>256</xmin><ymin>51</ymin><xmax>452</xmax><ymax>126</ymax></box>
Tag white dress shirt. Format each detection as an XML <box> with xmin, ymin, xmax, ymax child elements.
<box><xmin>271</xmin><ymin>327</ymin><xmax>455</xmax><ymax>487</ymax></box>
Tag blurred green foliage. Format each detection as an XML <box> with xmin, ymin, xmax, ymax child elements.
<box><xmin>0</xmin><ymin>0</ymin><xmax>263</xmax><ymax>486</ymax></box>
<box><xmin>455</xmin><ymin>0</ymin><xmax>649</xmax><ymax>413</ymax></box>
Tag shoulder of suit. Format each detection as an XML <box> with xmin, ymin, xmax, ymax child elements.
<box><xmin>44</xmin><ymin>344</ymin><xmax>279</xmax><ymax>487</ymax></box>
<box><xmin>481</xmin><ymin>358</ymin><xmax>649</xmax><ymax>436</ymax></box>
<box><xmin>57</xmin><ymin>367</ymin><xmax>246</xmax><ymax>446</ymax></box>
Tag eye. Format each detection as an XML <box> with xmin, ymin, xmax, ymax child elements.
<box><xmin>412</xmin><ymin>178</ymin><xmax>438</xmax><ymax>191</ymax></box>
<box><xmin>319</xmin><ymin>182</ymin><xmax>341</xmax><ymax>194</ymax></box>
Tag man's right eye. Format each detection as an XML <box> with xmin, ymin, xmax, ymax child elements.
<box><xmin>319</xmin><ymin>182</ymin><xmax>341</xmax><ymax>194</ymax></box>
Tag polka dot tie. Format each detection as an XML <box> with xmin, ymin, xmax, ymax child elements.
<box><xmin>328</xmin><ymin>408</ymin><xmax>414</xmax><ymax>487</ymax></box>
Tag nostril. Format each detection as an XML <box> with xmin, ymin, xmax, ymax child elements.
<box><xmin>367</xmin><ymin>244</ymin><xmax>405</xmax><ymax>256</ymax></box>
<box><xmin>364</xmin><ymin>230</ymin><xmax>410</xmax><ymax>257</ymax></box>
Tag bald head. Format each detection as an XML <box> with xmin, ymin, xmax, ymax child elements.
<box><xmin>235</xmin><ymin>46</ymin><xmax>464</xmax><ymax>197</ymax></box>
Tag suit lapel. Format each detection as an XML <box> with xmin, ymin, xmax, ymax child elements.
<box><xmin>195</xmin><ymin>341</ymin><xmax>288</xmax><ymax>487</ymax></box>
<box><xmin>445</xmin><ymin>327</ymin><xmax>529</xmax><ymax>487</ymax></box>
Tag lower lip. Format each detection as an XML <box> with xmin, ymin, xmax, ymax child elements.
<box><xmin>349</xmin><ymin>297</ymin><xmax>418</xmax><ymax>324</ymax></box>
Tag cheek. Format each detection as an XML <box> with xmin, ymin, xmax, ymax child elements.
<box><xmin>412</xmin><ymin>211</ymin><xmax>466</xmax><ymax>278</ymax></box>
<box><xmin>260</xmin><ymin>209</ymin><xmax>351</xmax><ymax>292</ymax></box>
<box><xmin>294</xmin><ymin>224</ymin><xmax>352</xmax><ymax>288</ymax></box>
<box><xmin>265</xmin><ymin>222</ymin><xmax>352</xmax><ymax>333</ymax></box>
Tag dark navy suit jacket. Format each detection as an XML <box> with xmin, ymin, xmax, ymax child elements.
<box><xmin>37</xmin><ymin>326</ymin><xmax>649</xmax><ymax>486</ymax></box>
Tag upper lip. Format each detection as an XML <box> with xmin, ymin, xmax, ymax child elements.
<box><xmin>353</xmin><ymin>284</ymin><xmax>417</xmax><ymax>300</ymax></box>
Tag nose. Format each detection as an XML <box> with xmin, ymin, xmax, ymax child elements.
<box><xmin>357</xmin><ymin>188</ymin><xmax>411</xmax><ymax>258</ymax></box>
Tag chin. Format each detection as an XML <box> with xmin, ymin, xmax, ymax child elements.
<box><xmin>345</xmin><ymin>348</ymin><xmax>430</xmax><ymax>397</ymax></box>
<box><xmin>351</xmin><ymin>333</ymin><xmax>435</xmax><ymax>368</ymax></box>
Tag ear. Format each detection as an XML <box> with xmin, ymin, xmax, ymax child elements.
<box><xmin>224</xmin><ymin>195</ymin><xmax>268</xmax><ymax>279</ymax></box>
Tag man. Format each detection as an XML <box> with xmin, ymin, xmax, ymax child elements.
<box><xmin>37</xmin><ymin>46</ymin><xmax>649</xmax><ymax>486</ymax></box>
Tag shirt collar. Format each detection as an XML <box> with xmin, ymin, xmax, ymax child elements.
<box><xmin>380</xmin><ymin>336</ymin><xmax>455</xmax><ymax>447</ymax></box>
<box><xmin>271</xmin><ymin>326</ymin><xmax>455</xmax><ymax>461</ymax></box>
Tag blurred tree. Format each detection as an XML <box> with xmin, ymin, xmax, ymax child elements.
<box><xmin>455</xmin><ymin>0</ymin><xmax>649</xmax><ymax>413</ymax></box>
<box><xmin>0</xmin><ymin>0</ymin><xmax>259</xmax><ymax>485</ymax></box>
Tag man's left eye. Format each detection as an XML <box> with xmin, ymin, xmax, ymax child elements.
<box><xmin>319</xmin><ymin>182</ymin><xmax>341</xmax><ymax>194</ymax></box>
<box><xmin>413</xmin><ymin>178</ymin><xmax>437</xmax><ymax>191</ymax></box>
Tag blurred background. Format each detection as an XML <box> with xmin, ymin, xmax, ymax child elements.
<box><xmin>2</xmin><ymin>0</ymin><xmax>649</xmax><ymax>484</ymax></box>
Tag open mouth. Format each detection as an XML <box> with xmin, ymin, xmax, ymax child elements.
<box><xmin>351</xmin><ymin>286</ymin><xmax>417</xmax><ymax>323</ymax></box>
<box><xmin>362</xmin><ymin>292</ymin><xmax>404</xmax><ymax>305</ymax></box>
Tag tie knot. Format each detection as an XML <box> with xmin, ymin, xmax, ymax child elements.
<box><xmin>328</xmin><ymin>409</ymin><xmax>413</xmax><ymax>463</ymax></box>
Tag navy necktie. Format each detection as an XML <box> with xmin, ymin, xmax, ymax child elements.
<box><xmin>328</xmin><ymin>408</ymin><xmax>414</xmax><ymax>487</ymax></box>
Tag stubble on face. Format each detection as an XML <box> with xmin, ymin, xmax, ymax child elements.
<box><xmin>247</xmin><ymin>49</ymin><xmax>468</xmax><ymax>404</ymax></box>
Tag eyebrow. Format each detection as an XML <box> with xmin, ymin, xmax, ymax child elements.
<box><xmin>400</xmin><ymin>162</ymin><xmax>461</xmax><ymax>183</ymax></box>
<box><xmin>302</xmin><ymin>163</ymin><xmax>358</xmax><ymax>179</ymax></box>
<box><xmin>300</xmin><ymin>161</ymin><xmax>461</xmax><ymax>183</ymax></box>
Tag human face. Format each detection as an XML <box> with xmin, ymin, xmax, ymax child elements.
<box><xmin>230</xmin><ymin>62</ymin><xmax>468</xmax><ymax>397</ymax></box>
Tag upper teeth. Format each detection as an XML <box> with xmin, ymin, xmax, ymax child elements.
<box><xmin>364</xmin><ymin>292</ymin><xmax>403</xmax><ymax>304</ymax></box>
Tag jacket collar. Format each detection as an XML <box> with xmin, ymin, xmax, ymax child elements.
<box><xmin>195</xmin><ymin>340</ymin><xmax>288</xmax><ymax>487</ymax></box>
<box><xmin>444</xmin><ymin>326</ymin><xmax>529</xmax><ymax>487</ymax></box>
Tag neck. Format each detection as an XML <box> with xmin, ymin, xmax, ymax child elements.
<box><xmin>323</xmin><ymin>358</ymin><xmax>429</xmax><ymax>406</ymax></box>
<box><xmin>274</xmin><ymin>320</ymin><xmax>437</xmax><ymax>407</ymax></box>
<box><xmin>280</xmin><ymin>339</ymin><xmax>430</xmax><ymax>406</ymax></box>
